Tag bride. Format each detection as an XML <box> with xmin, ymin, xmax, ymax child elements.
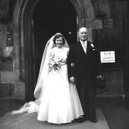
<box><xmin>12</xmin><ymin>33</ymin><xmax>84</xmax><ymax>124</ymax></box>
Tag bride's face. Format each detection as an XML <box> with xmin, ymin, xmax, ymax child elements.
<box><xmin>55</xmin><ymin>37</ymin><xmax>63</xmax><ymax>48</ymax></box>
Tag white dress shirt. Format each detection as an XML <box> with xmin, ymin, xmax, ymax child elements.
<box><xmin>80</xmin><ymin>40</ymin><xmax>87</xmax><ymax>53</ymax></box>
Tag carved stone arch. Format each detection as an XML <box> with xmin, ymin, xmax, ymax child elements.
<box><xmin>18</xmin><ymin>0</ymin><xmax>87</xmax><ymax>101</ymax></box>
<box><xmin>69</xmin><ymin>0</ymin><xmax>86</xmax><ymax>27</ymax></box>
<box><xmin>18</xmin><ymin>0</ymin><xmax>40</xmax><ymax>101</ymax></box>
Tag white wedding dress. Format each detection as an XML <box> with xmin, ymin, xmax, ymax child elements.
<box><xmin>37</xmin><ymin>47</ymin><xmax>83</xmax><ymax>124</ymax></box>
<box><xmin>11</xmin><ymin>34</ymin><xmax>84</xmax><ymax>124</ymax></box>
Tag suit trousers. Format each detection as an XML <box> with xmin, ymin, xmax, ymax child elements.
<box><xmin>78</xmin><ymin>75</ymin><xmax>96</xmax><ymax>119</ymax></box>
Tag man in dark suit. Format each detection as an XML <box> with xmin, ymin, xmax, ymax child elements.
<box><xmin>67</xmin><ymin>27</ymin><xmax>99</xmax><ymax>123</ymax></box>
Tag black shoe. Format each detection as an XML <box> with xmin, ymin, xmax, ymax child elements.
<box><xmin>77</xmin><ymin>116</ymin><xmax>87</xmax><ymax>123</ymax></box>
<box><xmin>90</xmin><ymin>119</ymin><xmax>97</xmax><ymax>123</ymax></box>
<box><xmin>77</xmin><ymin>118</ymin><xmax>85</xmax><ymax>123</ymax></box>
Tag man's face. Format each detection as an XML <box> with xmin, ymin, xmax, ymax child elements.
<box><xmin>78</xmin><ymin>27</ymin><xmax>88</xmax><ymax>41</ymax></box>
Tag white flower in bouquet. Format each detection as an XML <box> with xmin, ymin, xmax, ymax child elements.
<box><xmin>48</xmin><ymin>54</ymin><xmax>65</xmax><ymax>71</ymax></box>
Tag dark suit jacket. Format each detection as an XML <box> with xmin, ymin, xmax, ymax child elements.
<box><xmin>68</xmin><ymin>41</ymin><xmax>97</xmax><ymax>77</ymax></box>
<box><xmin>67</xmin><ymin>41</ymin><xmax>100</xmax><ymax>93</ymax></box>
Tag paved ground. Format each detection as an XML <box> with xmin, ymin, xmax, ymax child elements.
<box><xmin>0</xmin><ymin>108</ymin><xmax>109</xmax><ymax>129</ymax></box>
<box><xmin>0</xmin><ymin>96</ymin><xmax>129</xmax><ymax>129</ymax></box>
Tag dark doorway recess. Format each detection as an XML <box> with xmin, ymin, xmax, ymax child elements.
<box><xmin>32</xmin><ymin>0</ymin><xmax>77</xmax><ymax>91</ymax></box>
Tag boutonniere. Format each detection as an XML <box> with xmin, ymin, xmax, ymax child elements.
<box><xmin>90</xmin><ymin>43</ymin><xmax>95</xmax><ymax>51</ymax></box>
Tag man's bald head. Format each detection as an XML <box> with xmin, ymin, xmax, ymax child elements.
<box><xmin>78</xmin><ymin>27</ymin><xmax>88</xmax><ymax>41</ymax></box>
<box><xmin>79</xmin><ymin>27</ymin><xmax>88</xmax><ymax>33</ymax></box>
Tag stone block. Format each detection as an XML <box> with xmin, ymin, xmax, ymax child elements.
<box><xmin>86</xmin><ymin>19</ymin><xmax>102</xmax><ymax>29</ymax></box>
<box><xmin>1</xmin><ymin>70</ymin><xmax>19</xmax><ymax>83</ymax></box>
<box><xmin>14</xmin><ymin>82</ymin><xmax>25</xmax><ymax>99</ymax></box>
<box><xmin>0</xmin><ymin>83</ymin><xmax>14</xmax><ymax>97</ymax></box>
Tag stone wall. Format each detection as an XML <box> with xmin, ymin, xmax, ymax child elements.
<box><xmin>94</xmin><ymin>0</ymin><xmax>128</xmax><ymax>97</ymax></box>
<box><xmin>0</xmin><ymin>0</ymin><xmax>128</xmax><ymax>99</ymax></box>
<box><xmin>0</xmin><ymin>0</ymin><xmax>25</xmax><ymax>99</ymax></box>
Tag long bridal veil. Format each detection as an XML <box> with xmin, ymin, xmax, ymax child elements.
<box><xmin>34</xmin><ymin>33</ymin><xmax>69</xmax><ymax>99</ymax></box>
<box><xmin>11</xmin><ymin>33</ymin><xmax>70</xmax><ymax>114</ymax></box>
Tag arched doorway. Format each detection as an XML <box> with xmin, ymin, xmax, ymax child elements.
<box><xmin>20</xmin><ymin>0</ymin><xmax>79</xmax><ymax>101</ymax></box>
<box><xmin>33</xmin><ymin>0</ymin><xmax>77</xmax><ymax>84</ymax></box>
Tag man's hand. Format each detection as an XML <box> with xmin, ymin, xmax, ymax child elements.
<box><xmin>70</xmin><ymin>77</ymin><xmax>76</xmax><ymax>83</ymax></box>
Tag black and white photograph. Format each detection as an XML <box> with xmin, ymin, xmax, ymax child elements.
<box><xmin>0</xmin><ymin>0</ymin><xmax>129</xmax><ymax>129</ymax></box>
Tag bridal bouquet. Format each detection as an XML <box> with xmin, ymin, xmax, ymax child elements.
<box><xmin>48</xmin><ymin>54</ymin><xmax>65</xmax><ymax>71</ymax></box>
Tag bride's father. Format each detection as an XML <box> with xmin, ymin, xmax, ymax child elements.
<box><xmin>68</xmin><ymin>27</ymin><xmax>98</xmax><ymax>123</ymax></box>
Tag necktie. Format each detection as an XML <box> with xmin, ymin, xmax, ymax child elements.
<box><xmin>82</xmin><ymin>41</ymin><xmax>87</xmax><ymax>53</ymax></box>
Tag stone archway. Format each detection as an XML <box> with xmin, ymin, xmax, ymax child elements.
<box><xmin>18</xmin><ymin>0</ymin><xmax>95</xmax><ymax>101</ymax></box>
